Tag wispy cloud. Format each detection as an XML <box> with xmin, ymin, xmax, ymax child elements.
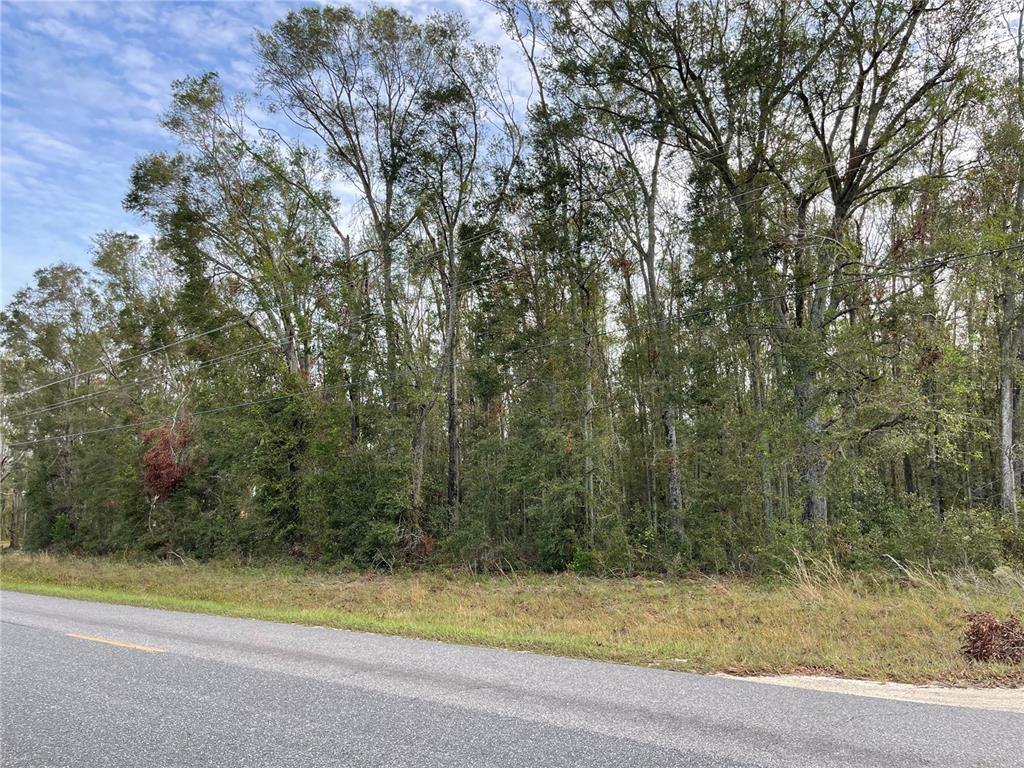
<box><xmin>1</xmin><ymin>0</ymin><xmax>526</xmax><ymax>304</ymax></box>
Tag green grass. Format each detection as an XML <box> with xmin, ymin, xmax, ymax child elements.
<box><xmin>2</xmin><ymin>551</ymin><xmax>1022</xmax><ymax>686</ymax></box>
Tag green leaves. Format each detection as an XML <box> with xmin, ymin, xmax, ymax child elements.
<box><xmin>4</xmin><ymin>0</ymin><xmax>1023</xmax><ymax>574</ymax></box>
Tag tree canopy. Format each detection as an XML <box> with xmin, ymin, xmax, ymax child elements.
<box><xmin>2</xmin><ymin>1</ymin><xmax>1023</xmax><ymax>573</ymax></box>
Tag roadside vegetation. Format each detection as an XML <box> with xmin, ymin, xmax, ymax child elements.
<box><xmin>2</xmin><ymin>1</ymin><xmax>1023</xmax><ymax>581</ymax></box>
<box><xmin>2</xmin><ymin>3</ymin><xmax>1023</xmax><ymax>694</ymax></box>
<box><xmin>4</xmin><ymin>552</ymin><xmax>1022</xmax><ymax>687</ymax></box>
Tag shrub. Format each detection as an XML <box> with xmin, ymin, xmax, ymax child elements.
<box><xmin>141</xmin><ymin>418</ymin><xmax>191</xmax><ymax>500</ymax></box>
<box><xmin>570</xmin><ymin>547</ymin><xmax>598</xmax><ymax>574</ymax></box>
<box><xmin>998</xmin><ymin>520</ymin><xmax>1024</xmax><ymax>567</ymax></box>
<box><xmin>961</xmin><ymin>612</ymin><xmax>1024</xmax><ymax>663</ymax></box>
<box><xmin>933</xmin><ymin>508</ymin><xmax>1002</xmax><ymax>570</ymax></box>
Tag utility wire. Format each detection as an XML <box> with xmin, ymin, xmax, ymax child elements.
<box><xmin>3</xmin><ymin>224</ymin><xmax>503</xmax><ymax>400</ymax></box>
<box><xmin>4</xmin><ymin>121</ymin><xmax>1004</xmax><ymax>403</ymax></box>
<box><xmin>11</xmin><ymin>229</ymin><xmax>1005</xmax><ymax>420</ymax></box>
<box><xmin>5</xmin><ymin>118</ymin><xmax>994</xmax><ymax>404</ymax></box>
<box><xmin>9</xmin><ymin>26</ymin><xmax>1020</xmax><ymax>401</ymax></box>
<box><xmin>7</xmin><ymin>241</ymin><xmax>1021</xmax><ymax>450</ymax></box>
<box><xmin>4</xmin><ymin>256</ymin><xmax>546</xmax><ymax>420</ymax></box>
<box><xmin>4</xmin><ymin>172</ymin><xmax>638</xmax><ymax>403</ymax></box>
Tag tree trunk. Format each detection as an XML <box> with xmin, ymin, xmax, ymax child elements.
<box><xmin>745</xmin><ymin>327</ymin><xmax>773</xmax><ymax>523</ymax></box>
<box><xmin>796</xmin><ymin>373</ymin><xmax>827</xmax><ymax>524</ymax></box>
<box><xmin>903</xmin><ymin>454</ymin><xmax>916</xmax><ymax>495</ymax></box>
<box><xmin>999</xmin><ymin>283</ymin><xmax>1019</xmax><ymax>525</ymax></box>
<box><xmin>348</xmin><ymin>378</ymin><xmax>360</xmax><ymax>446</ymax></box>
<box><xmin>663</xmin><ymin>404</ymin><xmax>684</xmax><ymax>538</ymax></box>
<box><xmin>445</xmin><ymin>266</ymin><xmax>461</xmax><ymax>520</ymax></box>
<box><xmin>622</xmin><ymin>273</ymin><xmax>656</xmax><ymax>525</ymax></box>
<box><xmin>282</xmin><ymin>325</ymin><xmax>302</xmax><ymax>377</ymax></box>
<box><xmin>410</xmin><ymin>402</ymin><xmax>429</xmax><ymax>531</ymax></box>
<box><xmin>584</xmin><ymin>371</ymin><xmax>596</xmax><ymax>545</ymax></box>
<box><xmin>381</xmin><ymin>244</ymin><xmax>400</xmax><ymax>412</ymax></box>
<box><xmin>1017</xmin><ymin>353</ymin><xmax>1024</xmax><ymax>508</ymax></box>
<box><xmin>6</xmin><ymin>490</ymin><xmax>20</xmax><ymax>550</ymax></box>
<box><xmin>1000</xmin><ymin>93</ymin><xmax>1024</xmax><ymax>522</ymax></box>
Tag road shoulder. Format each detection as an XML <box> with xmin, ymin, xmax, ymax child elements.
<box><xmin>734</xmin><ymin>674</ymin><xmax>1024</xmax><ymax>713</ymax></box>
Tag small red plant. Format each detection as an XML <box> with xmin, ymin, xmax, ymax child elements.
<box><xmin>962</xmin><ymin>612</ymin><xmax>1024</xmax><ymax>664</ymax></box>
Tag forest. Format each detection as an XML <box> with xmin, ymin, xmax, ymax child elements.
<box><xmin>2</xmin><ymin>0</ymin><xmax>1023</xmax><ymax>575</ymax></box>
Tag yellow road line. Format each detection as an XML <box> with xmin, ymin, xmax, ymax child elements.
<box><xmin>65</xmin><ymin>633</ymin><xmax>164</xmax><ymax>653</ymax></box>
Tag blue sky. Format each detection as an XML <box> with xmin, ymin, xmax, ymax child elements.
<box><xmin>1</xmin><ymin>0</ymin><xmax>520</xmax><ymax>305</ymax></box>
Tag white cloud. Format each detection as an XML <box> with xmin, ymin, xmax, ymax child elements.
<box><xmin>117</xmin><ymin>44</ymin><xmax>157</xmax><ymax>71</ymax></box>
<box><xmin>0</xmin><ymin>0</ymin><xmax>533</xmax><ymax>305</ymax></box>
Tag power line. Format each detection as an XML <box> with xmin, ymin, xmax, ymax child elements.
<box><xmin>3</xmin><ymin>174</ymin><xmax>634</xmax><ymax>403</ymax></box>
<box><xmin>2</xmin><ymin>120</ymin><xmax>1001</xmax><ymax>404</ymax></box>
<box><xmin>6</xmin><ymin>385</ymin><xmax>346</xmax><ymax>450</ymax></box>
<box><xmin>3</xmin><ymin>225</ymin><xmax>498</xmax><ymax>400</ymax></box>
<box><xmin>11</xmin><ymin>227</ymin><xmax>1005</xmax><ymax>421</ymax></box>
<box><xmin>3</xmin><ymin>257</ymin><xmax>543</xmax><ymax>420</ymax></box>
<box><xmin>7</xmin><ymin>23</ymin><xmax>1019</xmax><ymax>401</ymax></box>
<box><xmin>1</xmin><ymin>119</ymin><xmax>988</xmax><ymax>404</ymax></box>
<box><xmin>7</xmin><ymin>241</ymin><xmax>1020</xmax><ymax>450</ymax></box>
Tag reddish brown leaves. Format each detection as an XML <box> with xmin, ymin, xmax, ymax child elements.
<box><xmin>962</xmin><ymin>612</ymin><xmax>1024</xmax><ymax>664</ymax></box>
<box><xmin>142</xmin><ymin>417</ymin><xmax>191</xmax><ymax>500</ymax></box>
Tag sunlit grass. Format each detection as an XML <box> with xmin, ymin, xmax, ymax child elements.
<box><xmin>2</xmin><ymin>551</ymin><xmax>1021</xmax><ymax>686</ymax></box>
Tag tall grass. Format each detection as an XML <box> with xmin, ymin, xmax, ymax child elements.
<box><xmin>2</xmin><ymin>551</ymin><xmax>1022</xmax><ymax>686</ymax></box>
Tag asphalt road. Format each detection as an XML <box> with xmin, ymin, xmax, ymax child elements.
<box><xmin>1</xmin><ymin>591</ymin><xmax>1020</xmax><ymax>767</ymax></box>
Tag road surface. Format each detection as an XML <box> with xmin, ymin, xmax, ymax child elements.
<box><xmin>1</xmin><ymin>591</ymin><xmax>1020</xmax><ymax>767</ymax></box>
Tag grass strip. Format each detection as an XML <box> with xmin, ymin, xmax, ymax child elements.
<box><xmin>3</xmin><ymin>552</ymin><xmax>1022</xmax><ymax>686</ymax></box>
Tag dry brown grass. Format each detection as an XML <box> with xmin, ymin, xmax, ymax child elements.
<box><xmin>2</xmin><ymin>551</ymin><xmax>1022</xmax><ymax>686</ymax></box>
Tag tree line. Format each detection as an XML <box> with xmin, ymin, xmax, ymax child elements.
<box><xmin>2</xmin><ymin>0</ymin><xmax>1023</xmax><ymax>573</ymax></box>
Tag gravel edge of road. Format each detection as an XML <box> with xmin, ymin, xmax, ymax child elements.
<box><xmin>732</xmin><ymin>674</ymin><xmax>1024</xmax><ymax>712</ymax></box>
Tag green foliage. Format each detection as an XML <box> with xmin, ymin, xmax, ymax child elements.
<box><xmin>2</xmin><ymin>1</ymin><xmax>1022</xmax><ymax>575</ymax></box>
<box><xmin>48</xmin><ymin>514</ymin><xmax>73</xmax><ymax>551</ymax></box>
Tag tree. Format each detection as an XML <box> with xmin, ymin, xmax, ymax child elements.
<box><xmin>5</xmin><ymin>0</ymin><xmax>1023</xmax><ymax>572</ymax></box>
<box><xmin>126</xmin><ymin>73</ymin><xmax>340</xmax><ymax>381</ymax></box>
